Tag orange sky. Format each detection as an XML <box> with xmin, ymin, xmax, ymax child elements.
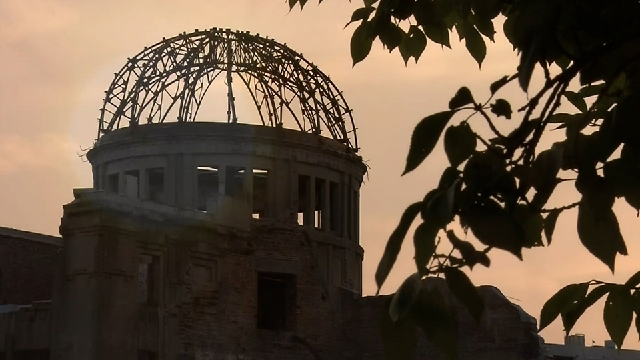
<box><xmin>0</xmin><ymin>0</ymin><xmax>638</xmax><ymax>350</ymax></box>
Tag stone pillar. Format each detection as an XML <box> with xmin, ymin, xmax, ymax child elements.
<box><xmin>321</xmin><ymin>179</ymin><xmax>330</xmax><ymax>231</ymax></box>
<box><xmin>182</xmin><ymin>155</ymin><xmax>197</xmax><ymax>210</ymax></box>
<box><xmin>243</xmin><ymin>166</ymin><xmax>254</xmax><ymax>213</ymax></box>
<box><xmin>139</xmin><ymin>167</ymin><xmax>149</xmax><ymax>200</ymax></box>
<box><xmin>341</xmin><ymin>175</ymin><xmax>350</xmax><ymax>239</ymax></box>
<box><xmin>53</xmin><ymin>201</ymin><xmax>138</xmax><ymax>360</ymax></box>
<box><xmin>165</xmin><ymin>155</ymin><xmax>177</xmax><ymax>207</ymax></box>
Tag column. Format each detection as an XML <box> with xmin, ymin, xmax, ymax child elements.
<box><xmin>341</xmin><ymin>174</ymin><xmax>350</xmax><ymax>239</ymax></box>
<box><xmin>244</xmin><ymin>166</ymin><xmax>254</xmax><ymax>213</ymax></box>
<box><xmin>165</xmin><ymin>155</ymin><xmax>177</xmax><ymax>207</ymax></box>
<box><xmin>139</xmin><ymin>167</ymin><xmax>149</xmax><ymax>200</ymax></box>
<box><xmin>321</xmin><ymin>179</ymin><xmax>330</xmax><ymax>231</ymax></box>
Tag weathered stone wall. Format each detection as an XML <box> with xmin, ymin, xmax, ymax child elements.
<box><xmin>169</xmin><ymin>221</ymin><xmax>348</xmax><ymax>360</ymax></box>
<box><xmin>0</xmin><ymin>228</ymin><xmax>61</xmax><ymax>305</ymax></box>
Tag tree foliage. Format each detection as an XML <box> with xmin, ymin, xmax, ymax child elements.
<box><xmin>288</xmin><ymin>0</ymin><xmax>640</xmax><ymax>358</ymax></box>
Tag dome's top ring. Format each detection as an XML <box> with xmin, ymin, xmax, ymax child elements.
<box><xmin>98</xmin><ymin>28</ymin><xmax>358</xmax><ymax>151</ymax></box>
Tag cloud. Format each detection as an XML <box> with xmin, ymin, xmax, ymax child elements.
<box><xmin>0</xmin><ymin>133</ymin><xmax>79</xmax><ymax>174</ymax></box>
<box><xmin>0</xmin><ymin>0</ymin><xmax>79</xmax><ymax>45</ymax></box>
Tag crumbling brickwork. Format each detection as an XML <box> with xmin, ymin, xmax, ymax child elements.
<box><xmin>0</xmin><ymin>228</ymin><xmax>62</xmax><ymax>305</ymax></box>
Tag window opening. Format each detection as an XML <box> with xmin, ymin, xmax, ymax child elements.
<box><xmin>125</xmin><ymin>169</ymin><xmax>140</xmax><ymax>198</ymax></box>
<box><xmin>197</xmin><ymin>166</ymin><xmax>219</xmax><ymax>212</ymax></box>
<box><xmin>314</xmin><ymin>178</ymin><xmax>325</xmax><ymax>229</ymax></box>
<box><xmin>107</xmin><ymin>173</ymin><xmax>119</xmax><ymax>193</ymax></box>
<box><xmin>252</xmin><ymin>168</ymin><xmax>269</xmax><ymax>219</ymax></box>
<box><xmin>147</xmin><ymin>168</ymin><xmax>165</xmax><ymax>202</ymax></box>
<box><xmin>256</xmin><ymin>272</ymin><xmax>296</xmax><ymax>331</ymax></box>
<box><xmin>297</xmin><ymin>175</ymin><xmax>311</xmax><ymax>226</ymax></box>
<box><xmin>138</xmin><ymin>255</ymin><xmax>158</xmax><ymax>305</ymax></box>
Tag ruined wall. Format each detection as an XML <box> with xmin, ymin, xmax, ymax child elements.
<box><xmin>358</xmin><ymin>278</ymin><xmax>542</xmax><ymax>360</ymax></box>
<box><xmin>168</xmin><ymin>220</ymin><xmax>351</xmax><ymax>360</ymax></box>
<box><xmin>0</xmin><ymin>228</ymin><xmax>61</xmax><ymax>305</ymax></box>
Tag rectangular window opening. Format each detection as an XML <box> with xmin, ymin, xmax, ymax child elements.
<box><xmin>297</xmin><ymin>175</ymin><xmax>311</xmax><ymax>226</ymax></box>
<box><xmin>107</xmin><ymin>173</ymin><xmax>119</xmax><ymax>193</ymax></box>
<box><xmin>147</xmin><ymin>167</ymin><xmax>165</xmax><ymax>203</ymax></box>
<box><xmin>124</xmin><ymin>169</ymin><xmax>140</xmax><ymax>198</ymax></box>
<box><xmin>252</xmin><ymin>168</ymin><xmax>269</xmax><ymax>219</ymax></box>
<box><xmin>197</xmin><ymin>166</ymin><xmax>219</xmax><ymax>212</ymax></box>
<box><xmin>225</xmin><ymin>166</ymin><xmax>244</xmax><ymax>198</ymax></box>
<box><xmin>314</xmin><ymin>178</ymin><xmax>325</xmax><ymax>229</ymax></box>
<box><xmin>256</xmin><ymin>272</ymin><xmax>296</xmax><ymax>331</ymax></box>
<box><xmin>138</xmin><ymin>254</ymin><xmax>159</xmax><ymax>306</ymax></box>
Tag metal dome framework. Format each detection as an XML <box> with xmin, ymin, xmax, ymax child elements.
<box><xmin>98</xmin><ymin>28</ymin><xmax>358</xmax><ymax>150</ymax></box>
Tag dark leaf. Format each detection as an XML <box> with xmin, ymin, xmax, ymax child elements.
<box><xmin>460</xmin><ymin>200</ymin><xmax>526</xmax><ymax>259</ymax></box>
<box><xmin>444</xmin><ymin>267</ymin><xmax>485</xmax><ymax>322</ymax></box>
<box><xmin>444</xmin><ymin>123</ymin><xmax>477</xmax><ymax>167</ymax></box>
<box><xmin>376</xmin><ymin>202</ymin><xmax>422</xmax><ymax>293</ymax></box>
<box><xmin>562</xmin><ymin>284</ymin><xmax>613</xmax><ymax>335</ymax></box>
<box><xmin>518</xmin><ymin>41</ymin><xmax>538</xmax><ymax>91</ymax></box>
<box><xmin>390</xmin><ymin>0</ymin><xmax>415</xmax><ymax>20</ymax></box>
<box><xmin>579</xmin><ymin>83</ymin><xmax>605</xmax><ymax>98</ymax></box>
<box><xmin>346</xmin><ymin>7</ymin><xmax>376</xmax><ymax>28</ymax></box>
<box><xmin>449</xmin><ymin>87</ymin><xmax>475</xmax><ymax>110</ymax></box>
<box><xmin>534</xmin><ymin>144</ymin><xmax>564</xmax><ymax>183</ymax></box>
<box><xmin>490</xmin><ymin>75</ymin><xmax>509</xmax><ymax>94</ymax></box>
<box><xmin>438</xmin><ymin>167</ymin><xmax>462</xmax><ymax>190</ymax></box>
<box><xmin>414</xmin><ymin>219</ymin><xmax>439</xmax><ymax>272</ymax></box>
<box><xmin>411</xmin><ymin>286</ymin><xmax>458</xmax><ymax>359</ymax></box>
<box><xmin>364</xmin><ymin>0</ymin><xmax>378</xmax><ymax>7</ymax></box>
<box><xmin>380</xmin><ymin>297</ymin><xmax>418</xmax><ymax>360</ymax></box>
<box><xmin>471</xmin><ymin>13</ymin><xmax>495</xmax><ymax>42</ymax></box>
<box><xmin>378</xmin><ymin>22</ymin><xmax>405</xmax><ymax>52</ymax></box>
<box><xmin>543</xmin><ymin>209</ymin><xmax>562</xmax><ymax>245</ymax></box>
<box><xmin>422</xmin><ymin>190</ymin><xmax>455</xmax><ymax>225</ymax></box>
<box><xmin>512</xmin><ymin>204</ymin><xmax>544</xmax><ymax>248</ymax></box>
<box><xmin>625</xmin><ymin>271</ymin><xmax>640</xmax><ymax>289</ymax></box>
<box><xmin>390</xmin><ymin>273</ymin><xmax>422</xmax><ymax>322</ymax></box>
<box><xmin>539</xmin><ymin>283</ymin><xmax>589</xmax><ymax>331</ymax></box>
<box><xmin>472</xmin><ymin>0</ymin><xmax>502</xmax><ymax>19</ymax></box>
<box><xmin>446</xmin><ymin>230</ymin><xmax>491</xmax><ymax>269</ymax></box>
<box><xmin>577</xmin><ymin>193</ymin><xmax>626</xmax><ymax>273</ymax></box>
<box><xmin>403</xmin><ymin>111</ymin><xmax>456</xmax><ymax>175</ymax></box>
<box><xmin>604</xmin><ymin>286</ymin><xmax>634</xmax><ymax>349</ymax></box>
<box><xmin>421</xmin><ymin>21</ymin><xmax>451</xmax><ymax>48</ymax></box>
<box><xmin>351</xmin><ymin>21</ymin><xmax>374</xmax><ymax>65</ymax></box>
<box><xmin>490</xmin><ymin>99</ymin><xmax>512</xmax><ymax>119</ymax></box>
<box><xmin>407</xmin><ymin>25</ymin><xmax>428</xmax><ymax>62</ymax></box>
<box><xmin>464</xmin><ymin>22</ymin><xmax>486</xmax><ymax>67</ymax></box>
<box><xmin>564</xmin><ymin>91</ymin><xmax>588</xmax><ymax>113</ymax></box>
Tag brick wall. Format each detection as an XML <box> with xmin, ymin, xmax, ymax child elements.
<box><xmin>0</xmin><ymin>228</ymin><xmax>61</xmax><ymax>305</ymax></box>
<box><xmin>164</xmin><ymin>222</ymin><xmax>348</xmax><ymax>360</ymax></box>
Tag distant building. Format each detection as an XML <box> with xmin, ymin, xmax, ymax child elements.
<box><xmin>1</xmin><ymin>28</ymin><xmax>543</xmax><ymax>360</ymax></box>
<box><xmin>545</xmin><ymin>334</ymin><xmax>640</xmax><ymax>360</ymax></box>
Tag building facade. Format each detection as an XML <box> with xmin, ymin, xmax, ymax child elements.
<box><xmin>1</xmin><ymin>28</ymin><xmax>547</xmax><ymax>360</ymax></box>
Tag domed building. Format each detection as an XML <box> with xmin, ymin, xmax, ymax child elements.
<box><xmin>0</xmin><ymin>28</ymin><xmax>543</xmax><ymax>360</ymax></box>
